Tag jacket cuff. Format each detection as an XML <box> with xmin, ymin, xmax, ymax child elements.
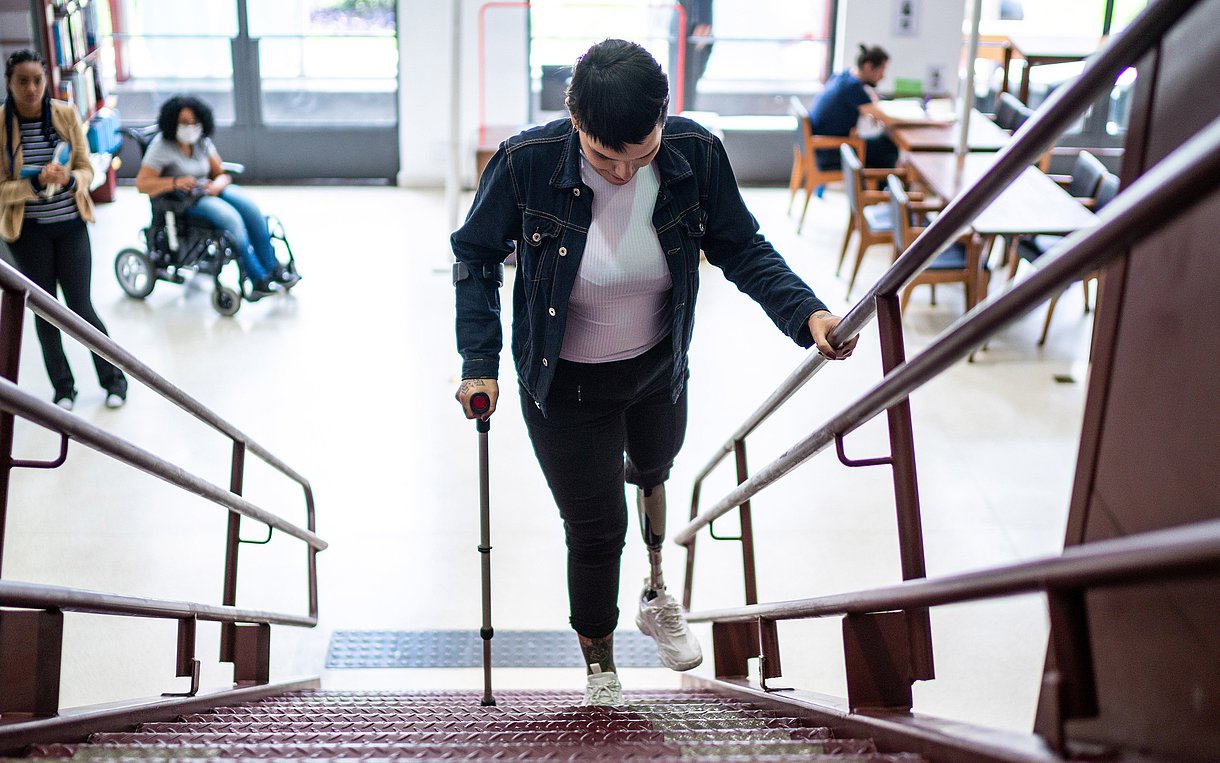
<box><xmin>461</xmin><ymin>358</ymin><xmax>499</xmax><ymax>380</ymax></box>
<box><xmin>29</xmin><ymin>175</ymin><xmax>43</xmax><ymax>192</ymax></box>
<box><xmin>790</xmin><ymin>297</ymin><xmax>831</xmax><ymax>348</ymax></box>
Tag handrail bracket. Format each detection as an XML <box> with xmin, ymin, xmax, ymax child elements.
<box><xmin>11</xmin><ymin>433</ymin><xmax>70</xmax><ymax>470</ymax></box>
<box><xmin>162</xmin><ymin>617</ymin><xmax>200</xmax><ymax>697</ymax></box>
<box><xmin>834</xmin><ymin>432</ymin><xmax>894</xmax><ymax>468</ymax></box>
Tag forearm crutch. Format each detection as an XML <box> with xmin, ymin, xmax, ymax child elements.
<box><xmin>470</xmin><ymin>392</ymin><xmax>496</xmax><ymax>706</ymax></box>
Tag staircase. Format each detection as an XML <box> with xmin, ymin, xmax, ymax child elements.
<box><xmin>24</xmin><ymin>689</ymin><xmax>924</xmax><ymax>761</ymax></box>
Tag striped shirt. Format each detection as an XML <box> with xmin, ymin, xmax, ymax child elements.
<box><xmin>18</xmin><ymin>116</ymin><xmax>79</xmax><ymax>224</ymax></box>
<box><xmin>560</xmin><ymin>159</ymin><xmax>672</xmax><ymax>363</ymax></box>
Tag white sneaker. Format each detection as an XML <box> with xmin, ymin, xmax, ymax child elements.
<box><xmin>54</xmin><ymin>395</ymin><xmax>74</xmax><ymax>411</ymax></box>
<box><xmin>104</xmin><ymin>393</ymin><xmax>126</xmax><ymax>409</ymax></box>
<box><xmin>581</xmin><ymin>670</ymin><xmax>624</xmax><ymax>706</ymax></box>
<box><xmin>636</xmin><ymin>587</ymin><xmax>703</xmax><ymax>671</ymax></box>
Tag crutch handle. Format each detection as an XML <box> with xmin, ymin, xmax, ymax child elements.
<box><xmin>471</xmin><ymin>391</ymin><xmax>491</xmax><ymax>432</ymax></box>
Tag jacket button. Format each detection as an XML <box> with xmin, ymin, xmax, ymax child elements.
<box><xmin>542</xmin><ymin>358</ymin><xmax>549</xmax><ymax>367</ymax></box>
<box><xmin>573</xmin><ymin>188</ymin><xmax>581</xmax><ymax>196</ymax></box>
<box><xmin>558</xmin><ymin>246</ymin><xmax>567</xmax><ymax>256</ymax></box>
<box><xmin>532</xmin><ymin>232</ymin><xmax>541</xmax><ymax>242</ymax></box>
<box><xmin>548</xmin><ymin>307</ymin><xmax>556</xmax><ymax>316</ymax></box>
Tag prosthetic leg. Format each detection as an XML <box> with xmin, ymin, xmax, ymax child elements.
<box><xmin>638</xmin><ymin>483</ymin><xmax>668</xmax><ymax>597</ymax></box>
<box><xmin>635</xmin><ymin>482</ymin><xmax>703</xmax><ymax>670</ymax></box>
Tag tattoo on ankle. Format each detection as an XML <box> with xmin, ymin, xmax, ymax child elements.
<box><xmin>578</xmin><ymin>633</ymin><xmax>616</xmax><ymax>674</ymax></box>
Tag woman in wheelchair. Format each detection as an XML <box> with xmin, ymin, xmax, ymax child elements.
<box><xmin>134</xmin><ymin>95</ymin><xmax>298</xmax><ymax>300</ymax></box>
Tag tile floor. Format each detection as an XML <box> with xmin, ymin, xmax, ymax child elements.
<box><xmin>1</xmin><ymin>181</ymin><xmax>1096</xmax><ymax>733</ymax></box>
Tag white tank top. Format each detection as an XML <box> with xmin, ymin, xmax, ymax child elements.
<box><xmin>560</xmin><ymin>159</ymin><xmax>672</xmax><ymax>363</ymax></box>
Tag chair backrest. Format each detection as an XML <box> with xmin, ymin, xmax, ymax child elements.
<box><xmin>840</xmin><ymin>143</ymin><xmax>865</xmax><ymax>215</ymax></box>
<box><xmin>121</xmin><ymin>124</ymin><xmax>161</xmax><ymax>158</ymax></box>
<box><xmin>995</xmin><ymin>91</ymin><xmax>1034</xmax><ymax>132</ymax></box>
<box><xmin>994</xmin><ymin>92</ymin><xmax>1020</xmax><ymax>130</ymax></box>
<box><xmin>1094</xmin><ymin>172</ymin><xmax>1121</xmax><ymax>211</ymax></box>
<box><xmin>886</xmin><ymin>174</ymin><xmax>914</xmax><ymax>253</ymax></box>
<box><xmin>789</xmin><ymin>96</ymin><xmax>814</xmax><ymax>153</ymax></box>
<box><xmin>1066</xmin><ymin>150</ymin><xmax>1108</xmax><ymax>198</ymax></box>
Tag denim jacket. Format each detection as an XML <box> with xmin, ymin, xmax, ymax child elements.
<box><xmin>453</xmin><ymin>116</ymin><xmax>828</xmax><ymax>415</ymax></box>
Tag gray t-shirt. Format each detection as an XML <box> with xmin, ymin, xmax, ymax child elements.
<box><xmin>141</xmin><ymin>134</ymin><xmax>218</xmax><ymax>178</ymax></box>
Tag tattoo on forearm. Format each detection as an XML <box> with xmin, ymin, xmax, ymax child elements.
<box><xmin>578</xmin><ymin>633</ymin><xmax>616</xmax><ymax>674</ymax></box>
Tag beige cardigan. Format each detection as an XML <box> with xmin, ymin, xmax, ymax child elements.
<box><xmin>0</xmin><ymin>99</ymin><xmax>95</xmax><ymax>242</ymax></box>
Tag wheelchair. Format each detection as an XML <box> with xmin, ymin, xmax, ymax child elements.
<box><xmin>113</xmin><ymin>125</ymin><xmax>299</xmax><ymax>316</ymax></box>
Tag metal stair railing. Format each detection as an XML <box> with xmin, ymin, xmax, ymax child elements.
<box><xmin>676</xmin><ymin>0</ymin><xmax>1206</xmax><ymax>689</ymax></box>
<box><xmin>0</xmin><ymin>256</ymin><xmax>325</xmax><ymax>719</ymax></box>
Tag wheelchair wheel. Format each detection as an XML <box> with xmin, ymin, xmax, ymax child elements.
<box><xmin>212</xmin><ymin>285</ymin><xmax>241</xmax><ymax>316</ymax></box>
<box><xmin>115</xmin><ymin>248</ymin><xmax>156</xmax><ymax>299</ymax></box>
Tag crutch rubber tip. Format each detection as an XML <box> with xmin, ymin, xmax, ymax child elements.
<box><xmin>481</xmin><ymin>697</ymin><xmax>497</xmax><ymax>706</ymax></box>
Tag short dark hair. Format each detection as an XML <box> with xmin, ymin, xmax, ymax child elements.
<box><xmin>566</xmin><ymin>39</ymin><xmax>668</xmax><ymax>152</ymax></box>
<box><xmin>157</xmin><ymin>94</ymin><xmax>216</xmax><ymax>141</ymax></box>
<box><xmin>856</xmin><ymin>44</ymin><xmax>889</xmax><ymax>70</ymax></box>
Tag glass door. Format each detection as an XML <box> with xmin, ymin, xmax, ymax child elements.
<box><xmin>103</xmin><ymin>0</ymin><xmax>399</xmax><ymax>180</ymax></box>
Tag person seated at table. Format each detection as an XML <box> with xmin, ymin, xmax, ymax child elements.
<box><xmin>808</xmin><ymin>44</ymin><xmax>900</xmax><ymax>171</ymax></box>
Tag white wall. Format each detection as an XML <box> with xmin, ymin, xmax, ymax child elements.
<box><xmin>398</xmin><ymin>0</ymin><xmax>529</xmax><ymax>188</ymax></box>
<box><xmin>835</xmin><ymin>0</ymin><xmax>965</xmax><ymax>97</ymax></box>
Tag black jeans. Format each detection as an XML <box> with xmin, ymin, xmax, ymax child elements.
<box><xmin>520</xmin><ymin>338</ymin><xmax>687</xmax><ymax>639</ymax></box>
<box><xmin>7</xmin><ymin>218</ymin><xmax>127</xmax><ymax>399</ymax></box>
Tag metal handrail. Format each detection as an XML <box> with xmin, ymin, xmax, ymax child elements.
<box><xmin>678</xmin><ymin>0</ymin><xmax>1202</xmax><ymax>538</ymax></box>
<box><xmin>0</xmin><ymin>262</ymin><xmax>311</xmax><ymax>492</ymax></box>
<box><xmin>688</xmin><ymin>515</ymin><xmax>1220</xmax><ymax>624</ymax></box>
<box><xmin>0</xmin><ymin>580</ymin><xmax>315</xmax><ymax>627</ymax></box>
<box><xmin>0</xmin><ymin>378</ymin><xmax>326</xmax><ymax>551</ymax></box>
<box><xmin>674</xmin><ymin>108</ymin><xmax>1220</xmax><ymax>546</ymax></box>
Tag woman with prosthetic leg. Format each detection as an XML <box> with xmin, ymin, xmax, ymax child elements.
<box><xmin>453</xmin><ymin>39</ymin><xmax>857</xmax><ymax>705</ymax></box>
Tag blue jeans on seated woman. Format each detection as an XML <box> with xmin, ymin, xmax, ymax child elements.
<box><xmin>184</xmin><ymin>185</ymin><xmax>277</xmax><ymax>283</ymax></box>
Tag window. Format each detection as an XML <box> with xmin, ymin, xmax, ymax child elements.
<box><xmin>100</xmin><ymin>0</ymin><xmax>397</xmax><ymax>126</ymax></box>
<box><xmin>526</xmin><ymin>0</ymin><xmax>834</xmax><ymax>118</ymax></box>
<box><xmin>249</xmin><ymin>0</ymin><xmax>397</xmax><ymax>125</ymax></box>
<box><xmin>102</xmin><ymin>0</ymin><xmax>238</xmax><ymax>123</ymax></box>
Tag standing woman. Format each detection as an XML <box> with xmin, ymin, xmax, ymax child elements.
<box><xmin>454</xmin><ymin>39</ymin><xmax>857</xmax><ymax>704</ymax></box>
<box><xmin>0</xmin><ymin>50</ymin><xmax>126</xmax><ymax>410</ymax></box>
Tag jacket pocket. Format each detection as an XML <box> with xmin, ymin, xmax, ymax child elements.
<box><xmin>679</xmin><ymin>208</ymin><xmax>707</xmax><ymax>241</ymax></box>
<box><xmin>520</xmin><ymin>212</ymin><xmax>562</xmax><ymax>303</ymax></box>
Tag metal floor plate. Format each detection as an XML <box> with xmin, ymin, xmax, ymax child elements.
<box><xmin>326</xmin><ymin>630</ymin><xmax>663</xmax><ymax>669</ymax></box>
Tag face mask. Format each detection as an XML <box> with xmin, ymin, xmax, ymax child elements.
<box><xmin>176</xmin><ymin>124</ymin><xmax>203</xmax><ymax>144</ymax></box>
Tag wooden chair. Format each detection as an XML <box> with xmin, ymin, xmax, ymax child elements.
<box><xmin>787</xmin><ymin>96</ymin><xmax>864</xmax><ymax>233</ymax></box>
<box><xmin>887</xmin><ymin>174</ymin><xmax>987</xmax><ymax>313</ymax></box>
<box><xmin>1013</xmin><ymin>172</ymin><xmax>1120</xmax><ymax>344</ymax></box>
<box><xmin>838</xmin><ymin>143</ymin><xmax>908</xmax><ymax>299</ymax></box>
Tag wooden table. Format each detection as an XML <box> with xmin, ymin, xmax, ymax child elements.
<box><xmin>889</xmin><ymin>109</ymin><xmax>1010</xmax><ymax>153</ymax></box>
<box><xmin>873</xmin><ymin>98</ymin><xmax>957</xmax><ymax>128</ymax></box>
<box><xmin>904</xmin><ymin>151</ymin><xmax>1096</xmax><ymax>301</ymax></box>
<box><xmin>905</xmin><ymin>152</ymin><xmax>1096</xmax><ymax>236</ymax></box>
<box><xmin>1001</xmin><ymin>34</ymin><xmax>1101</xmax><ymax>105</ymax></box>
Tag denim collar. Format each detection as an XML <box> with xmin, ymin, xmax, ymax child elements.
<box><xmin>549</xmin><ymin>119</ymin><xmax>695</xmax><ymax>191</ymax></box>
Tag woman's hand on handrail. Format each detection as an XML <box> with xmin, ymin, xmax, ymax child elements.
<box><xmin>456</xmin><ymin>377</ymin><xmax>498</xmax><ymax>421</ymax></box>
<box><xmin>808</xmin><ymin>310</ymin><xmax>858</xmax><ymax>360</ymax></box>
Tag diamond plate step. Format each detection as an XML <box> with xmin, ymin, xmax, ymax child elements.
<box><xmin>24</xmin><ymin>689</ymin><xmax>927</xmax><ymax>762</ymax></box>
<box><xmin>326</xmin><ymin>630</ymin><xmax>665</xmax><ymax>668</ymax></box>
<box><xmin>136</xmin><ymin>718</ymin><xmax>828</xmax><ymax>734</ymax></box>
